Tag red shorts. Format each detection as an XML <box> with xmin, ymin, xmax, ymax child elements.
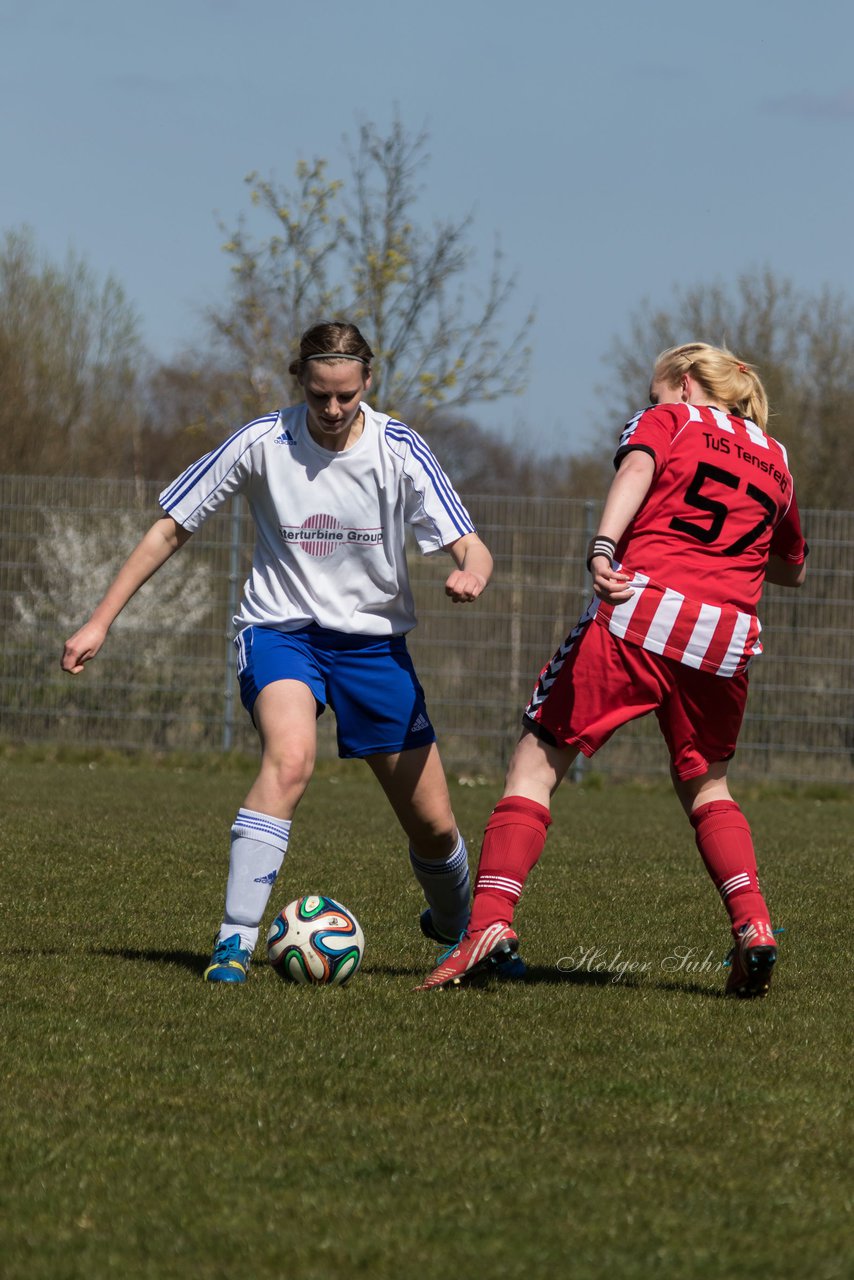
<box><xmin>524</xmin><ymin>613</ymin><xmax>748</xmax><ymax>781</ymax></box>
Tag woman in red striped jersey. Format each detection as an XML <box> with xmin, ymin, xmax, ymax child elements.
<box><xmin>417</xmin><ymin>342</ymin><xmax>808</xmax><ymax>997</ymax></box>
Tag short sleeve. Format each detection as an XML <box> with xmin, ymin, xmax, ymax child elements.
<box><xmin>159</xmin><ymin>413</ymin><xmax>280</xmax><ymax>531</ymax></box>
<box><xmin>384</xmin><ymin>421</ymin><xmax>475</xmax><ymax>553</ymax></box>
<box><xmin>770</xmin><ymin>488</ymin><xmax>809</xmax><ymax>564</ymax></box>
<box><xmin>614</xmin><ymin>404</ymin><xmax>683</xmax><ymax>475</ymax></box>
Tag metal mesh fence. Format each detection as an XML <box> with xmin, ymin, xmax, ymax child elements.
<box><xmin>1</xmin><ymin>474</ymin><xmax>852</xmax><ymax>784</ymax></box>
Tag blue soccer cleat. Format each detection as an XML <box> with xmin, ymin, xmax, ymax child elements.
<box><xmin>419</xmin><ymin>907</ymin><xmax>464</xmax><ymax>946</ymax></box>
<box><xmin>495</xmin><ymin>950</ymin><xmax>527</xmax><ymax>981</ymax></box>
<box><xmin>204</xmin><ymin>933</ymin><xmax>251</xmax><ymax>983</ymax></box>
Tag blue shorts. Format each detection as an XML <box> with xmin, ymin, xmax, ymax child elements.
<box><xmin>234</xmin><ymin>624</ymin><xmax>437</xmax><ymax>759</ymax></box>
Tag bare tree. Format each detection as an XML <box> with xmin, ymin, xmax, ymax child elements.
<box><xmin>0</xmin><ymin>228</ymin><xmax>144</xmax><ymax>477</ymax></box>
<box><xmin>137</xmin><ymin>352</ymin><xmax>246</xmax><ymax>481</ymax></box>
<box><xmin>412</xmin><ymin>409</ymin><xmax>541</xmax><ymax>496</ymax></box>
<box><xmin>601</xmin><ymin>269</ymin><xmax>854</xmax><ymax>509</ymax></box>
<box><xmin>209</xmin><ymin>118</ymin><xmax>533</xmax><ymax>424</ymax></box>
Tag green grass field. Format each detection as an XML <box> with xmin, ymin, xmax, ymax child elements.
<box><xmin>1</xmin><ymin>750</ymin><xmax>850</xmax><ymax>1279</ymax></box>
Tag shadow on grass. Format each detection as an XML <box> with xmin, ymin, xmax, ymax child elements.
<box><xmin>7</xmin><ymin>945</ymin><xmax>208</xmax><ymax>976</ymax></box>
<box><xmin>522</xmin><ymin>964</ymin><xmax>720</xmax><ymax>998</ymax></box>
<box><xmin>94</xmin><ymin>946</ymin><xmax>207</xmax><ymax>976</ymax></box>
<box><xmin>11</xmin><ymin>949</ymin><xmax>723</xmax><ymax>995</ymax></box>
<box><xmin>366</xmin><ymin>962</ymin><xmax>721</xmax><ymax>998</ymax></box>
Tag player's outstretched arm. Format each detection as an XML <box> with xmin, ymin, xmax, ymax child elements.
<box><xmin>61</xmin><ymin>516</ymin><xmax>192</xmax><ymax>674</ymax></box>
<box><xmin>443</xmin><ymin>532</ymin><xmax>493</xmax><ymax>603</ymax></box>
<box><xmin>764</xmin><ymin>553</ymin><xmax>807</xmax><ymax>588</ymax></box>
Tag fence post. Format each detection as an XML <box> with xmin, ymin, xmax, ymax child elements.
<box><xmin>222</xmin><ymin>495</ymin><xmax>244</xmax><ymax>752</ymax></box>
<box><xmin>570</xmin><ymin>499</ymin><xmax>597</xmax><ymax>784</ymax></box>
<box><xmin>510</xmin><ymin>529</ymin><xmax>522</xmax><ymax>692</ymax></box>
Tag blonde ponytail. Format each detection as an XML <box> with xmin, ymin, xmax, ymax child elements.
<box><xmin>653</xmin><ymin>342</ymin><xmax>769</xmax><ymax>430</ymax></box>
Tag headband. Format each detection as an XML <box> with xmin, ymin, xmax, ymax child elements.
<box><xmin>302</xmin><ymin>353</ymin><xmax>370</xmax><ymax>365</ymax></box>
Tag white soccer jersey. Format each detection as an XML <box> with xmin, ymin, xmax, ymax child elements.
<box><xmin>159</xmin><ymin>403</ymin><xmax>475</xmax><ymax>636</ymax></box>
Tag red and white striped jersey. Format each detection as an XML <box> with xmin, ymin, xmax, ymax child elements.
<box><xmin>594</xmin><ymin>571</ymin><xmax>763</xmax><ymax>676</ymax></box>
<box><xmin>593</xmin><ymin>402</ymin><xmax>808</xmax><ymax>676</ymax></box>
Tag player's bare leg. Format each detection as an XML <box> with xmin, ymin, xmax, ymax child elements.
<box><xmin>670</xmin><ymin>759</ymin><xmax>734</xmax><ymax>817</ymax></box>
<box><xmin>502</xmin><ymin>728</ymin><xmax>578</xmax><ymax>806</ymax></box>
<box><xmin>244</xmin><ymin>679</ymin><xmax>319</xmax><ymax>818</ymax></box>
<box><xmin>367</xmin><ymin>744</ymin><xmax>471</xmax><ymax>943</ymax></box>
<box><xmin>366</xmin><ymin>741</ymin><xmax>457</xmax><ymax>856</ymax></box>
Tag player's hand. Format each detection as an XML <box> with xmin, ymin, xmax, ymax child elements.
<box><xmin>445</xmin><ymin>569</ymin><xmax>487</xmax><ymax>603</ymax></box>
<box><xmin>590</xmin><ymin>561</ymin><xmax>635</xmax><ymax>604</ymax></box>
<box><xmin>61</xmin><ymin>621</ymin><xmax>108</xmax><ymax>674</ymax></box>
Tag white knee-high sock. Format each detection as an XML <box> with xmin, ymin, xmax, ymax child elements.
<box><xmin>409</xmin><ymin>833</ymin><xmax>470</xmax><ymax>938</ymax></box>
<box><xmin>218</xmin><ymin>808</ymin><xmax>291</xmax><ymax>953</ymax></box>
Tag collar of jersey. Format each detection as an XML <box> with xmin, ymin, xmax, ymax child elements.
<box><xmin>301</xmin><ymin>403</ymin><xmax>371</xmax><ymax>457</ymax></box>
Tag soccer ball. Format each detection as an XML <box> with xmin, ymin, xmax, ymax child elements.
<box><xmin>266</xmin><ymin>895</ymin><xmax>365</xmax><ymax>986</ymax></box>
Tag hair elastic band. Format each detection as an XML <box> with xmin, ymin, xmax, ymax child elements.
<box><xmin>737</xmin><ymin>363</ymin><xmax>748</xmax><ymax>373</ymax></box>
<box><xmin>302</xmin><ymin>353</ymin><xmax>370</xmax><ymax>365</ymax></box>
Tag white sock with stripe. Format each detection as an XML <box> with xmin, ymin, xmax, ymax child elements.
<box><xmin>218</xmin><ymin>808</ymin><xmax>291</xmax><ymax>953</ymax></box>
<box><xmin>409</xmin><ymin>833</ymin><xmax>470</xmax><ymax>939</ymax></box>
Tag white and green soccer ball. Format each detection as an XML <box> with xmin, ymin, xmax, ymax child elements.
<box><xmin>266</xmin><ymin>895</ymin><xmax>364</xmax><ymax>986</ymax></box>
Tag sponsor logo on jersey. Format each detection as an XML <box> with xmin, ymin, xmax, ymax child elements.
<box><xmin>273</xmin><ymin>428</ymin><xmax>297</xmax><ymax>446</ymax></box>
<box><xmin>279</xmin><ymin>513</ymin><xmax>384</xmax><ymax>557</ymax></box>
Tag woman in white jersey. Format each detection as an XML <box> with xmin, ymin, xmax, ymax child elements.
<box><xmin>62</xmin><ymin>321</ymin><xmax>494</xmax><ymax>983</ymax></box>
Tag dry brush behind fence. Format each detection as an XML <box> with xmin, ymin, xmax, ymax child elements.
<box><xmin>1</xmin><ymin>475</ymin><xmax>851</xmax><ymax>785</ymax></box>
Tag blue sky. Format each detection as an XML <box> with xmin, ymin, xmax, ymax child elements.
<box><xmin>2</xmin><ymin>0</ymin><xmax>852</xmax><ymax>456</ymax></box>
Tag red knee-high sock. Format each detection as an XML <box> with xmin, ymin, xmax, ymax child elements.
<box><xmin>690</xmin><ymin>800</ymin><xmax>770</xmax><ymax>933</ymax></box>
<box><xmin>469</xmin><ymin>796</ymin><xmax>552</xmax><ymax>931</ymax></box>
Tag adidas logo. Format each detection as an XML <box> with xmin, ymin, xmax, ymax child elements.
<box><xmin>410</xmin><ymin>713</ymin><xmax>430</xmax><ymax>733</ymax></box>
<box><xmin>253</xmin><ymin>870</ymin><xmax>278</xmax><ymax>885</ymax></box>
<box><xmin>274</xmin><ymin>429</ymin><xmax>296</xmax><ymax>447</ymax></box>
